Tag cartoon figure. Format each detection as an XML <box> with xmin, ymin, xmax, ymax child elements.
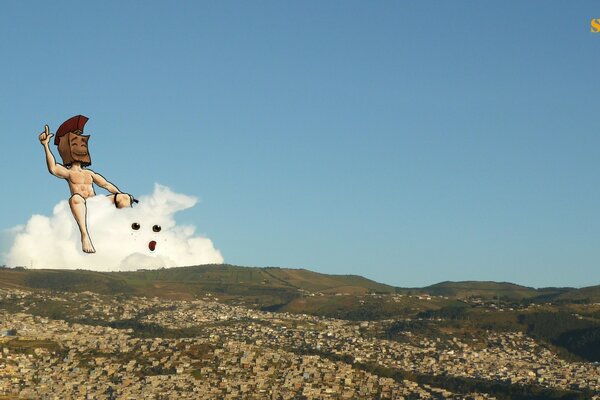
<box><xmin>38</xmin><ymin>115</ymin><xmax>137</xmax><ymax>253</ymax></box>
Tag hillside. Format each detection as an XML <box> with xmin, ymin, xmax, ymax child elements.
<box><xmin>2</xmin><ymin>265</ymin><xmax>600</xmax><ymax>364</ymax></box>
<box><xmin>0</xmin><ymin>265</ymin><xmax>395</xmax><ymax>306</ymax></box>
<box><xmin>0</xmin><ymin>266</ymin><xmax>590</xmax><ymax>304</ymax></box>
<box><xmin>422</xmin><ymin>281</ymin><xmax>541</xmax><ymax>300</ymax></box>
<box><xmin>555</xmin><ymin>284</ymin><xmax>600</xmax><ymax>303</ymax></box>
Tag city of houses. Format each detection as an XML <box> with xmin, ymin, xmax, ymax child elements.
<box><xmin>1</xmin><ymin>287</ymin><xmax>599</xmax><ymax>399</ymax></box>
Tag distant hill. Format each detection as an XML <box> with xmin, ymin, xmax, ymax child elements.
<box><xmin>397</xmin><ymin>281</ymin><xmax>575</xmax><ymax>303</ymax></box>
<box><xmin>0</xmin><ymin>265</ymin><xmax>588</xmax><ymax>305</ymax></box>
<box><xmin>0</xmin><ymin>268</ymin><xmax>134</xmax><ymax>294</ymax></box>
<box><xmin>422</xmin><ymin>281</ymin><xmax>541</xmax><ymax>300</ymax></box>
<box><xmin>0</xmin><ymin>265</ymin><xmax>395</xmax><ymax>305</ymax></box>
<box><xmin>555</xmin><ymin>284</ymin><xmax>600</xmax><ymax>303</ymax></box>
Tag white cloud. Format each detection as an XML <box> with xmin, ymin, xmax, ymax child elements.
<box><xmin>4</xmin><ymin>184</ymin><xmax>224</xmax><ymax>270</ymax></box>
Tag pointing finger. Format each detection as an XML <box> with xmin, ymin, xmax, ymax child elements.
<box><xmin>44</xmin><ymin>125</ymin><xmax>50</xmax><ymax>135</ymax></box>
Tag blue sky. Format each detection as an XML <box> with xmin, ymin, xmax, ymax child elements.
<box><xmin>1</xmin><ymin>1</ymin><xmax>599</xmax><ymax>288</ymax></box>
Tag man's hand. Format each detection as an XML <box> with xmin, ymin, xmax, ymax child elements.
<box><xmin>39</xmin><ymin>125</ymin><xmax>54</xmax><ymax>146</ymax></box>
<box><xmin>115</xmin><ymin>193</ymin><xmax>138</xmax><ymax>208</ymax></box>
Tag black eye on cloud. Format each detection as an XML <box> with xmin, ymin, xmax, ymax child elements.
<box><xmin>131</xmin><ymin>222</ymin><xmax>161</xmax><ymax>251</ymax></box>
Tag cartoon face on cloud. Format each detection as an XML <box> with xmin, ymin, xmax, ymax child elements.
<box><xmin>86</xmin><ymin>184</ymin><xmax>221</xmax><ymax>270</ymax></box>
<box><xmin>130</xmin><ymin>221</ymin><xmax>162</xmax><ymax>252</ymax></box>
<box><xmin>6</xmin><ymin>184</ymin><xmax>223</xmax><ymax>270</ymax></box>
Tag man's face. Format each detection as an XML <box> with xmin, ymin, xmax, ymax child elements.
<box><xmin>69</xmin><ymin>133</ymin><xmax>90</xmax><ymax>159</ymax></box>
<box><xmin>58</xmin><ymin>131</ymin><xmax>91</xmax><ymax>166</ymax></box>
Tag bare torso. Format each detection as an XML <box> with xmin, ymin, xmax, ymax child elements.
<box><xmin>66</xmin><ymin>165</ymin><xmax>96</xmax><ymax>198</ymax></box>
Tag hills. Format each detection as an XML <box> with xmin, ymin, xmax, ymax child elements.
<box><xmin>0</xmin><ymin>264</ymin><xmax>395</xmax><ymax>305</ymax></box>
<box><xmin>421</xmin><ymin>281</ymin><xmax>539</xmax><ymax>299</ymax></box>
<box><xmin>1</xmin><ymin>264</ymin><xmax>600</xmax><ymax>363</ymax></box>
<box><xmin>0</xmin><ymin>264</ymin><xmax>598</xmax><ymax>304</ymax></box>
<box><xmin>419</xmin><ymin>281</ymin><xmax>578</xmax><ymax>303</ymax></box>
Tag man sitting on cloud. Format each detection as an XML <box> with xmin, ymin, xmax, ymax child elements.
<box><xmin>27</xmin><ymin>115</ymin><xmax>223</xmax><ymax>270</ymax></box>
<box><xmin>38</xmin><ymin>115</ymin><xmax>137</xmax><ymax>253</ymax></box>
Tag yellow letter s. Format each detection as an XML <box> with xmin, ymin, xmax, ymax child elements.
<box><xmin>591</xmin><ymin>19</ymin><xmax>600</xmax><ymax>33</ymax></box>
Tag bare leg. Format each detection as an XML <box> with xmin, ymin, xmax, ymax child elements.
<box><xmin>69</xmin><ymin>194</ymin><xmax>95</xmax><ymax>253</ymax></box>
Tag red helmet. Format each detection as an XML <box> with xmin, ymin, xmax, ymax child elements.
<box><xmin>54</xmin><ymin>115</ymin><xmax>89</xmax><ymax>145</ymax></box>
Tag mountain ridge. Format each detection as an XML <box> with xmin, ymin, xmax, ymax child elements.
<box><xmin>0</xmin><ymin>264</ymin><xmax>598</xmax><ymax>303</ymax></box>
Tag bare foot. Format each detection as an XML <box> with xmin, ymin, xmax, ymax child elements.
<box><xmin>82</xmin><ymin>236</ymin><xmax>96</xmax><ymax>253</ymax></box>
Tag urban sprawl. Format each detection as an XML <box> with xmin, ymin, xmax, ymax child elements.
<box><xmin>1</xmin><ymin>288</ymin><xmax>599</xmax><ymax>399</ymax></box>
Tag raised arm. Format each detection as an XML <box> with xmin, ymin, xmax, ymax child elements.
<box><xmin>39</xmin><ymin>125</ymin><xmax>69</xmax><ymax>179</ymax></box>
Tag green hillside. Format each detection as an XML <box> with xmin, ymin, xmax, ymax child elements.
<box><xmin>555</xmin><ymin>284</ymin><xmax>600</xmax><ymax>303</ymax></box>
<box><xmin>0</xmin><ymin>264</ymin><xmax>395</xmax><ymax>306</ymax></box>
<box><xmin>423</xmin><ymin>281</ymin><xmax>554</xmax><ymax>301</ymax></box>
<box><xmin>0</xmin><ymin>268</ymin><xmax>133</xmax><ymax>294</ymax></box>
<box><xmin>0</xmin><ymin>266</ymin><xmax>587</xmax><ymax>304</ymax></box>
